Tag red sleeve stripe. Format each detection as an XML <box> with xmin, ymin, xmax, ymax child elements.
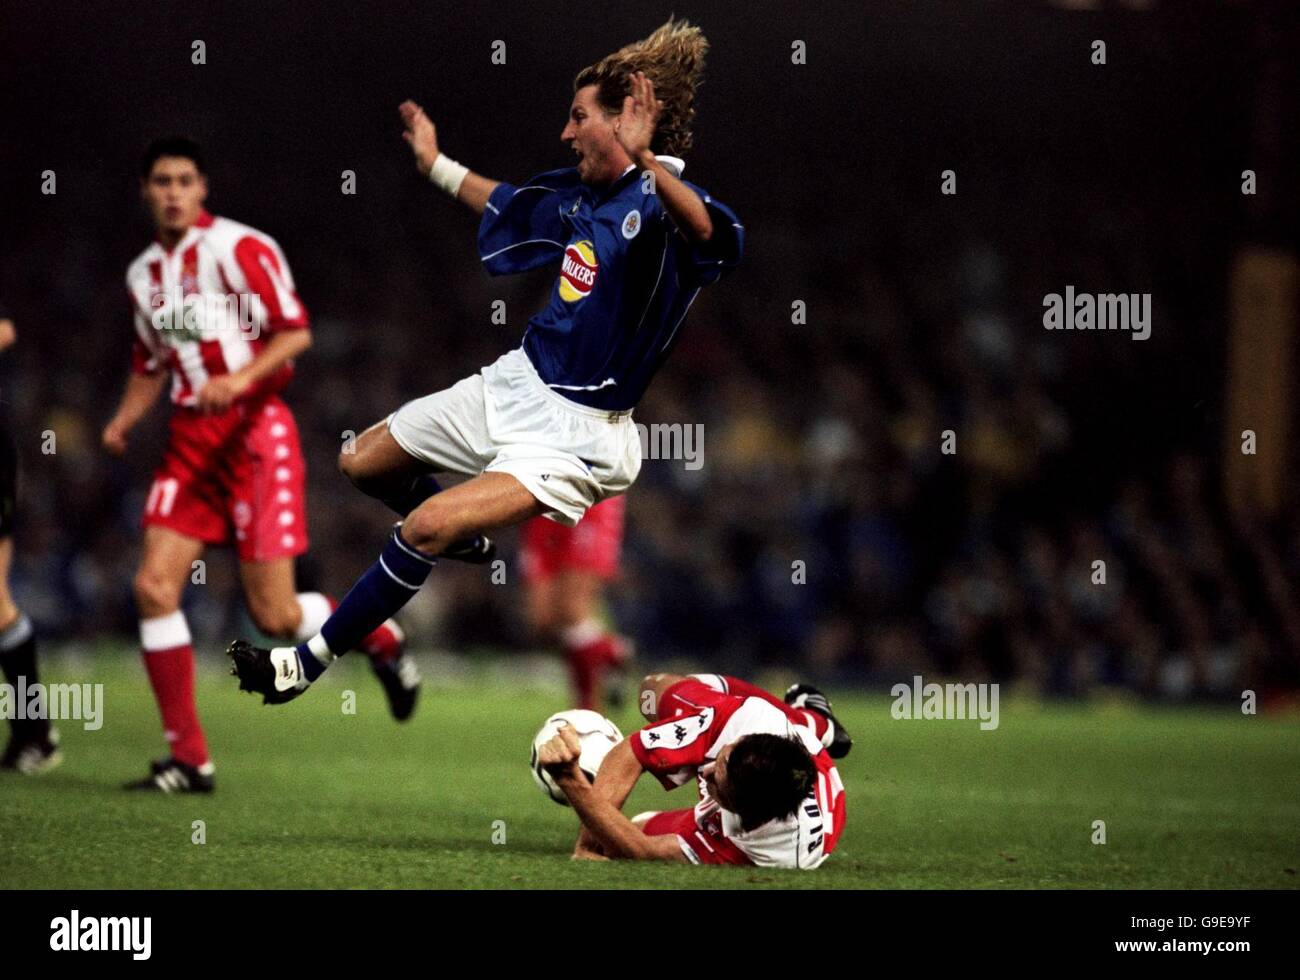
<box><xmin>233</xmin><ymin>236</ymin><xmax>308</xmax><ymax>330</ymax></box>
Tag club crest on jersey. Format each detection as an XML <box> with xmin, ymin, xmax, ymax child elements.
<box><xmin>559</xmin><ymin>240</ymin><xmax>598</xmax><ymax>303</ymax></box>
<box><xmin>639</xmin><ymin>707</ymin><xmax>714</xmax><ymax>751</ymax></box>
<box><xmin>621</xmin><ymin>209</ymin><xmax>641</xmax><ymax>240</ymax></box>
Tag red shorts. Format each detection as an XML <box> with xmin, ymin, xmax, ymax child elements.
<box><xmin>640</xmin><ymin>805</ymin><xmax>751</xmax><ymax>866</ymax></box>
<box><xmin>641</xmin><ymin>808</ymin><xmax>697</xmax><ymax>838</ymax></box>
<box><xmin>520</xmin><ymin>494</ymin><xmax>626</xmax><ymax>581</ymax></box>
<box><xmin>142</xmin><ymin>395</ymin><xmax>308</xmax><ymax>562</ymax></box>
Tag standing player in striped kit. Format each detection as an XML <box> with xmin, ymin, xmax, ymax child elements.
<box><xmin>104</xmin><ymin>139</ymin><xmax>446</xmax><ymax>792</ymax></box>
<box><xmin>229</xmin><ymin>19</ymin><xmax>744</xmax><ymax>706</ymax></box>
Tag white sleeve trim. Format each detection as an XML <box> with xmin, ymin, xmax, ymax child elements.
<box><xmin>480</xmin><ymin>238</ymin><xmax>565</xmax><ymax>263</ymax></box>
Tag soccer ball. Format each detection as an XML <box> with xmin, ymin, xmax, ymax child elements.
<box><xmin>529</xmin><ymin>709</ymin><xmax>624</xmax><ymax>805</ymax></box>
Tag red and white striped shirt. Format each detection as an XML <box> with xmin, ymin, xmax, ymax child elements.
<box><xmin>632</xmin><ymin>682</ymin><xmax>847</xmax><ymax>869</ymax></box>
<box><xmin>125</xmin><ymin>210</ymin><xmax>309</xmax><ymax>406</ymax></box>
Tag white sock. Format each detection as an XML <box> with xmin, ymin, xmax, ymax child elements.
<box><xmin>140</xmin><ymin>610</ymin><xmax>192</xmax><ymax>652</ymax></box>
<box><xmin>306</xmin><ymin>633</ymin><xmax>334</xmax><ymax>665</ymax></box>
<box><xmin>294</xmin><ymin>592</ymin><xmax>333</xmax><ymax>642</ymax></box>
<box><xmin>291</xmin><ymin>593</ymin><xmax>339</xmax><ymax>669</ymax></box>
<box><xmin>560</xmin><ymin>619</ymin><xmax>604</xmax><ymax>650</ymax></box>
<box><xmin>0</xmin><ymin>612</ymin><xmax>34</xmax><ymax>651</ymax></box>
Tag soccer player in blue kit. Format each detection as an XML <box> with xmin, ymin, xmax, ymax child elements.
<box><xmin>229</xmin><ymin>18</ymin><xmax>743</xmax><ymax>702</ymax></box>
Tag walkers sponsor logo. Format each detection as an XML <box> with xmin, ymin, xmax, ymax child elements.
<box><xmin>1042</xmin><ymin>286</ymin><xmax>1151</xmax><ymax>340</ymax></box>
<box><xmin>150</xmin><ymin>288</ymin><xmax>261</xmax><ymax>340</ymax></box>
<box><xmin>559</xmin><ymin>240</ymin><xmax>598</xmax><ymax>302</ymax></box>
<box><xmin>890</xmin><ymin>675</ymin><xmax>999</xmax><ymax>731</ymax></box>
<box><xmin>50</xmin><ymin>910</ymin><xmax>151</xmax><ymax>960</ymax></box>
<box><xmin>0</xmin><ymin>676</ymin><xmax>103</xmax><ymax>731</ymax></box>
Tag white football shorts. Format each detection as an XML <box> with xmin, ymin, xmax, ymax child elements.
<box><xmin>386</xmin><ymin>347</ymin><xmax>642</xmax><ymax>527</ymax></box>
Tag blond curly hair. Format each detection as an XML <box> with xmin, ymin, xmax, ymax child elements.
<box><xmin>574</xmin><ymin>17</ymin><xmax>709</xmax><ymax>157</ymax></box>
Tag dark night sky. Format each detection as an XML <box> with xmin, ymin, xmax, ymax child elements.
<box><xmin>3</xmin><ymin>1</ymin><xmax>1290</xmax><ymax>294</ymax></box>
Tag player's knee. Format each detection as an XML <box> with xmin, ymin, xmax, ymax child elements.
<box><xmin>133</xmin><ymin>569</ymin><xmax>183</xmax><ymax>617</ymax></box>
<box><xmin>640</xmin><ymin>673</ymin><xmax>680</xmax><ymax>719</ymax></box>
<box><xmin>401</xmin><ymin>505</ymin><xmax>467</xmax><ymax>555</ymax></box>
<box><xmin>337</xmin><ymin>448</ymin><xmax>367</xmax><ymax>487</ymax></box>
<box><xmin>247</xmin><ymin>597</ymin><xmax>300</xmax><ymax>639</ymax></box>
<box><xmin>338</xmin><ymin>452</ymin><xmax>392</xmax><ymax>504</ymax></box>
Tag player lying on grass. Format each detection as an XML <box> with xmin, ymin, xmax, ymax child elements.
<box><xmin>229</xmin><ymin>18</ymin><xmax>742</xmax><ymax>704</ymax></box>
<box><xmin>537</xmin><ymin>674</ymin><xmax>850</xmax><ymax>869</ymax></box>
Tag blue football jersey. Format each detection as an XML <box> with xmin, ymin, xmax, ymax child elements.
<box><xmin>477</xmin><ymin>157</ymin><xmax>743</xmax><ymax>411</ymax></box>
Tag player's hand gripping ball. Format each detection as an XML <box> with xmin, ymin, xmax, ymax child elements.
<box><xmin>530</xmin><ymin>709</ymin><xmax>624</xmax><ymax>804</ymax></box>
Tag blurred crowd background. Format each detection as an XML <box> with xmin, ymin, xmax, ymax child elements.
<box><xmin>2</xmin><ymin>1</ymin><xmax>1297</xmax><ymax>699</ymax></box>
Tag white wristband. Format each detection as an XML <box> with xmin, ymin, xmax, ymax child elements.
<box><xmin>428</xmin><ymin>153</ymin><xmax>469</xmax><ymax>197</ymax></box>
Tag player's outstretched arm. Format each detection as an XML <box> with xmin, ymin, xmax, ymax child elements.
<box><xmin>400</xmin><ymin>100</ymin><xmax>499</xmax><ymax>215</ymax></box>
<box><xmin>102</xmin><ymin>371</ymin><xmax>168</xmax><ymax>456</ymax></box>
<box><xmin>540</xmin><ymin>728</ymin><xmax>686</xmax><ymax>862</ymax></box>
<box><xmin>573</xmin><ymin>736</ymin><xmax>644</xmax><ymax>859</ymax></box>
<box><xmin>617</xmin><ymin>72</ymin><xmax>713</xmax><ymax>244</ymax></box>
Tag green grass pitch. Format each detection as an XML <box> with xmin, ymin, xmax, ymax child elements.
<box><xmin>2</xmin><ymin>649</ymin><xmax>1297</xmax><ymax>889</ymax></box>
